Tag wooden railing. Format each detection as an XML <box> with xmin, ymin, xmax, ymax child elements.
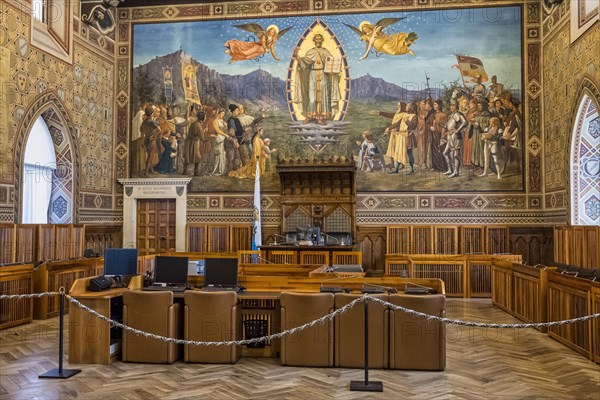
<box><xmin>554</xmin><ymin>225</ymin><xmax>599</xmax><ymax>269</ymax></box>
<box><xmin>491</xmin><ymin>260</ymin><xmax>555</xmax><ymax>332</ymax></box>
<box><xmin>386</xmin><ymin>225</ymin><xmax>510</xmax><ymax>255</ymax></box>
<box><xmin>386</xmin><ymin>254</ymin><xmax>521</xmax><ymax>298</ymax></box>
<box><xmin>547</xmin><ymin>271</ymin><xmax>599</xmax><ymax>361</ymax></box>
<box><xmin>33</xmin><ymin>258</ymin><xmax>104</xmax><ymax>319</ymax></box>
<box><xmin>492</xmin><ymin>261</ymin><xmax>599</xmax><ymax>363</ymax></box>
<box><xmin>0</xmin><ymin>263</ymin><xmax>34</xmax><ymax>330</ymax></box>
<box><xmin>592</xmin><ymin>287</ymin><xmax>600</xmax><ymax>364</ymax></box>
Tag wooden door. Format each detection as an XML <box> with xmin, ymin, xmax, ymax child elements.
<box><xmin>136</xmin><ymin>199</ymin><xmax>176</xmax><ymax>255</ymax></box>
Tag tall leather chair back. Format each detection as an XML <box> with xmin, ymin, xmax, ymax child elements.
<box><xmin>184</xmin><ymin>291</ymin><xmax>241</xmax><ymax>363</ymax></box>
<box><xmin>280</xmin><ymin>292</ymin><xmax>334</xmax><ymax>366</ymax></box>
<box><xmin>122</xmin><ymin>290</ymin><xmax>180</xmax><ymax>363</ymax></box>
<box><xmin>334</xmin><ymin>293</ymin><xmax>388</xmax><ymax>368</ymax></box>
<box><xmin>389</xmin><ymin>294</ymin><xmax>446</xmax><ymax>370</ymax></box>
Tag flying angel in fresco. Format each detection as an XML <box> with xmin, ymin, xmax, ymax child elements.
<box><xmin>224</xmin><ymin>23</ymin><xmax>293</xmax><ymax>63</ymax></box>
<box><xmin>344</xmin><ymin>18</ymin><xmax>419</xmax><ymax>59</ymax></box>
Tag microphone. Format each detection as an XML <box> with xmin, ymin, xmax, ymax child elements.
<box><xmin>320</xmin><ymin>232</ymin><xmax>339</xmax><ymax>245</ymax></box>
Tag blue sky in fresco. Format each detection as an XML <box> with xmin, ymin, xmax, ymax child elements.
<box><xmin>133</xmin><ymin>6</ymin><xmax>522</xmax><ymax>91</ymax></box>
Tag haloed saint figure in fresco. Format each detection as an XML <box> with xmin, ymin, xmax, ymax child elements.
<box><xmin>292</xmin><ymin>34</ymin><xmax>342</xmax><ymax>124</ymax></box>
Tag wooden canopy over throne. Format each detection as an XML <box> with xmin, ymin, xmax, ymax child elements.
<box><xmin>275</xmin><ymin>157</ymin><xmax>356</xmax><ymax>244</ymax></box>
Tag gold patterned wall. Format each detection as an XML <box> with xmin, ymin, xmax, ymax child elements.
<box><xmin>0</xmin><ymin>2</ymin><xmax>119</xmax><ymax>223</ymax></box>
<box><xmin>542</xmin><ymin>0</ymin><xmax>600</xmax><ymax>222</ymax></box>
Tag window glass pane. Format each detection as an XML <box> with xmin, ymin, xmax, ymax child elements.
<box><xmin>32</xmin><ymin>0</ymin><xmax>45</xmax><ymax>22</ymax></box>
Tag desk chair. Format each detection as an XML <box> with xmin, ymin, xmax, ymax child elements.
<box><xmin>184</xmin><ymin>291</ymin><xmax>242</xmax><ymax>363</ymax></box>
<box><xmin>334</xmin><ymin>293</ymin><xmax>388</xmax><ymax>368</ymax></box>
<box><xmin>389</xmin><ymin>294</ymin><xmax>446</xmax><ymax>370</ymax></box>
<box><xmin>280</xmin><ymin>292</ymin><xmax>334</xmax><ymax>367</ymax></box>
<box><xmin>122</xmin><ymin>291</ymin><xmax>180</xmax><ymax>363</ymax></box>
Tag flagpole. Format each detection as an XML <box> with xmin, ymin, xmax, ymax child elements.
<box><xmin>252</xmin><ymin>155</ymin><xmax>262</xmax><ymax>253</ymax></box>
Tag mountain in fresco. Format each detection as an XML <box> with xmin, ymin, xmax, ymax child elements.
<box><xmin>351</xmin><ymin>74</ymin><xmax>444</xmax><ymax>102</ymax></box>
<box><xmin>132</xmin><ymin>50</ymin><xmax>445</xmax><ymax>111</ymax></box>
<box><xmin>221</xmin><ymin>68</ymin><xmax>288</xmax><ymax>110</ymax></box>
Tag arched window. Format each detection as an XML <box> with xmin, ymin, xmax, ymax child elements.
<box><xmin>22</xmin><ymin>116</ymin><xmax>56</xmax><ymax>223</ymax></box>
<box><xmin>571</xmin><ymin>95</ymin><xmax>599</xmax><ymax>225</ymax></box>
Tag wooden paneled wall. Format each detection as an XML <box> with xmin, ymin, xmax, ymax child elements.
<box><xmin>0</xmin><ymin>224</ymin><xmax>120</xmax><ymax>265</ymax></box>
<box><xmin>84</xmin><ymin>225</ymin><xmax>123</xmax><ymax>256</ymax></box>
<box><xmin>509</xmin><ymin>227</ymin><xmax>554</xmax><ymax>266</ymax></box>
<box><xmin>554</xmin><ymin>225</ymin><xmax>599</xmax><ymax>268</ymax></box>
<box><xmin>384</xmin><ymin>225</ymin><xmax>554</xmax><ymax>267</ymax></box>
<box><xmin>386</xmin><ymin>225</ymin><xmax>509</xmax><ymax>256</ymax></box>
<box><xmin>186</xmin><ymin>224</ymin><xmax>252</xmax><ymax>253</ymax></box>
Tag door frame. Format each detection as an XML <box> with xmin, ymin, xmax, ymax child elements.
<box><xmin>119</xmin><ymin>178</ymin><xmax>191</xmax><ymax>251</ymax></box>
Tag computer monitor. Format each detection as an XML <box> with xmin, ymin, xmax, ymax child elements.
<box><xmin>204</xmin><ymin>258</ymin><xmax>239</xmax><ymax>287</ymax></box>
<box><xmin>104</xmin><ymin>248</ymin><xmax>138</xmax><ymax>276</ymax></box>
<box><xmin>308</xmin><ymin>226</ymin><xmax>322</xmax><ymax>244</ymax></box>
<box><xmin>154</xmin><ymin>256</ymin><xmax>189</xmax><ymax>285</ymax></box>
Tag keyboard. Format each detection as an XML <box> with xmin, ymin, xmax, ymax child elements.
<box><xmin>320</xmin><ymin>286</ymin><xmax>345</xmax><ymax>293</ymax></box>
<box><xmin>404</xmin><ymin>286</ymin><xmax>433</xmax><ymax>294</ymax></box>
<box><xmin>200</xmin><ymin>286</ymin><xmax>241</xmax><ymax>292</ymax></box>
<box><xmin>144</xmin><ymin>285</ymin><xmax>188</xmax><ymax>293</ymax></box>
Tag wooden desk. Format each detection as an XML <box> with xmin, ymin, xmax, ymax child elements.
<box><xmin>68</xmin><ymin>275</ymin><xmax>143</xmax><ymax>364</ymax></box>
<box><xmin>259</xmin><ymin>245</ymin><xmax>356</xmax><ymax>265</ymax></box>
<box><xmin>240</xmin><ymin>263</ymin><xmax>319</xmax><ymax>277</ymax></box>
<box><xmin>68</xmin><ymin>273</ymin><xmax>445</xmax><ymax>364</ymax></box>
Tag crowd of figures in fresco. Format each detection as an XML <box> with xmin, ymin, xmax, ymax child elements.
<box><xmin>358</xmin><ymin>75</ymin><xmax>522</xmax><ymax>179</ymax></box>
<box><xmin>131</xmin><ymin>103</ymin><xmax>276</xmax><ymax>179</ymax></box>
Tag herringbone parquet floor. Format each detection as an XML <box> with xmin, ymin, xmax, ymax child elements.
<box><xmin>1</xmin><ymin>299</ymin><xmax>599</xmax><ymax>399</ymax></box>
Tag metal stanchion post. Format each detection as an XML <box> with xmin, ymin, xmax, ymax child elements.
<box><xmin>350</xmin><ymin>297</ymin><xmax>383</xmax><ymax>392</ymax></box>
<box><xmin>39</xmin><ymin>288</ymin><xmax>81</xmax><ymax>379</ymax></box>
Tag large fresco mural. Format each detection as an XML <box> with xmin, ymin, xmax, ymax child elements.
<box><xmin>131</xmin><ymin>5</ymin><xmax>523</xmax><ymax>193</ymax></box>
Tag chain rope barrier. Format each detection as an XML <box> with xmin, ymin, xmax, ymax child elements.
<box><xmin>0</xmin><ymin>291</ymin><xmax>62</xmax><ymax>300</ymax></box>
<box><xmin>3</xmin><ymin>291</ymin><xmax>599</xmax><ymax>347</ymax></box>
<box><xmin>365</xmin><ymin>296</ymin><xmax>600</xmax><ymax>329</ymax></box>
<box><xmin>66</xmin><ymin>294</ymin><xmax>364</xmax><ymax>346</ymax></box>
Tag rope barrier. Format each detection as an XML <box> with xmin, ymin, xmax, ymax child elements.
<box><xmin>66</xmin><ymin>294</ymin><xmax>365</xmax><ymax>346</ymax></box>
<box><xmin>3</xmin><ymin>291</ymin><xmax>599</xmax><ymax>347</ymax></box>
<box><xmin>0</xmin><ymin>292</ymin><xmax>62</xmax><ymax>300</ymax></box>
<box><xmin>366</xmin><ymin>297</ymin><xmax>600</xmax><ymax>329</ymax></box>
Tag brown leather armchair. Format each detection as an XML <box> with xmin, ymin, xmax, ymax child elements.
<box><xmin>184</xmin><ymin>291</ymin><xmax>242</xmax><ymax>363</ymax></box>
<box><xmin>280</xmin><ymin>292</ymin><xmax>334</xmax><ymax>367</ymax></box>
<box><xmin>389</xmin><ymin>294</ymin><xmax>446</xmax><ymax>370</ymax></box>
<box><xmin>334</xmin><ymin>293</ymin><xmax>388</xmax><ymax>368</ymax></box>
<box><xmin>122</xmin><ymin>291</ymin><xmax>180</xmax><ymax>363</ymax></box>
